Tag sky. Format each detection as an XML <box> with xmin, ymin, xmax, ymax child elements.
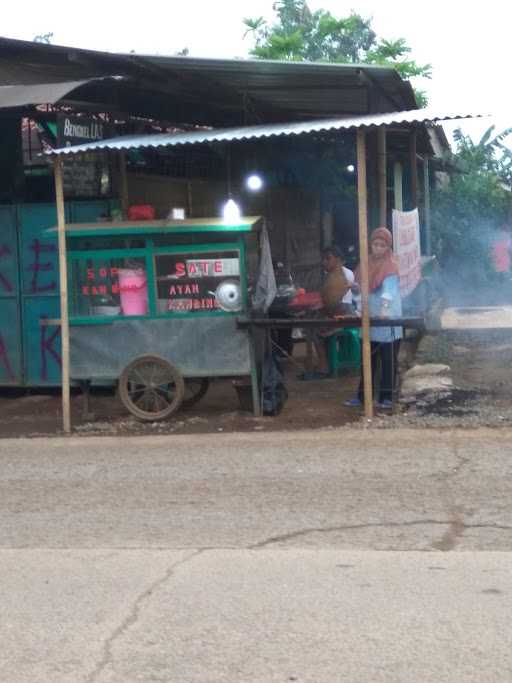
<box><xmin>2</xmin><ymin>0</ymin><xmax>511</xmax><ymax>141</ymax></box>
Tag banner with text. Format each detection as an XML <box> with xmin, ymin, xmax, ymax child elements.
<box><xmin>392</xmin><ymin>208</ymin><xmax>421</xmax><ymax>297</ymax></box>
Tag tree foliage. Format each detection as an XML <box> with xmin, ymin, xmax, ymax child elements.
<box><xmin>33</xmin><ymin>32</ymin><xmax>53</xmax><ymax>44</ymax></box>
<box><xmin>431</xmin><ymin>126</ymin><xmax>512</xmax><ymax>286</ymax></box>
<box><xmin>243</xmin><ymin>1</ymin><xmax>431</xmax><ymax>105</ymax></box>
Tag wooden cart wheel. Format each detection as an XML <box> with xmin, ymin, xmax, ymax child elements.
<box><xmin>182</xmin><ymin>378</ymin><xmax>210</xmax><ymax>410</ymax></box>
<box><xmin>118</xmin><ymin>355</ymin><xmax>185</xmax><ymax>421</ymax></box>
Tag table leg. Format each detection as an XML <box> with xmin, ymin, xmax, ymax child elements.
<box><xmin>305</xmin><ymin>331</ymin><xmax>314</xmax><ymax>372</ymax></box>
<box><xmin>79</xmin><ymin>380</ymin><xmax>93</xmax><ymax>421</ymax></box>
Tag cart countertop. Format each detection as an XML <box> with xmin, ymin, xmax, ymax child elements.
<box><xmin>47</xmin><ymin>216</ymin><xmax>262</xmax><ymax>237</ymax></box>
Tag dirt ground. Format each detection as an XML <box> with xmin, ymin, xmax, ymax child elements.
<box><xmin>372</xmin><ymin>329</ymin><xmax>512</xmax><ymax>429</ymax></box>
<box><xmin>2</xmin><ymin>329</ymin><xmax>512</xmax><ymax>438</ymax></box>
<box><xmin>0</xmin><ymin>346</ymin><xmax>362</xmax><ymax>438</ymax></box>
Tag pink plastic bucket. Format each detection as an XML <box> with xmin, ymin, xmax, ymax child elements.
<box><xmin>118</xmin><ymin>268</ymin><xmax>148</xmax><ymax>315</ymax></box>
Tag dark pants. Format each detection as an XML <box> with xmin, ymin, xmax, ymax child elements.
<box><xmin>358</xmin><ymin>340</ymin><xmax>401</xmax><ymax>403</ymax></box>
<box><xmin>271</xmin><ymin>327</ymin><xmax>294</xmax><ymax>357</ymax></box>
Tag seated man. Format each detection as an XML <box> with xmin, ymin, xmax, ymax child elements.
<box><xmin>300</xmin><ymin>245</ymin><xmax>352</xmax><ymax>379</ymax></box>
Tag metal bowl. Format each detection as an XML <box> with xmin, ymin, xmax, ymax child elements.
<box><xmin>214</xmin><ymin>279</ymin><xmax>242</xmax><ymax>312</ymax></box>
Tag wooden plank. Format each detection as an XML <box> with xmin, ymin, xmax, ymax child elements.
<box><xmin>424</xmin><ymin>156</ymin><xmax>432</xmax><ymax>255</ymax></box>
<box><xmin>39</xmin><ymin>318</ymin><xmax>62</xmax><ymax>327</ymax></box>
<box><xmin>54</xmin><ymin>157</ymin><xmax>71</xmax><ymax>434</ymax></box>
<box><xmin>378</xmin><ymin>128</ymin><xmax>387</xmax><ymax>226</ymax></box>
<box><xmin>356</xmin><ymin>129</ymin><xmax>373</xmax><ymax>420</ymax></box>
<box><xmin>236</xmin><ymin>317</ymin><xmax>424</xmax><ymax>329</ymax></box>
<box><xmin>410</xmin><ymin>130</ymin><xmax>418</xmax><ymax>208</ymax></box>
<box><xmin>119</xmin><ymin>151</ymin><xmax>129</xmax><ymax>220</ymax></box>
<box><xmin>394</xmin><ymin>162</ymin><xmax>403</xmax><ymax>211</ymax></box>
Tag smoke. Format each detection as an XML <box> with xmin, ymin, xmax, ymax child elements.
<box><xmin>430</xmin><ymin>173</ymin><xmax>511</xmax><ymax>308</ymax></box>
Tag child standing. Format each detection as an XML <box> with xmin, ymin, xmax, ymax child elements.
<box><xmin>346</xmin><ymin>227</ymin><xmax>402</xmax><ymax>409</ymax></box>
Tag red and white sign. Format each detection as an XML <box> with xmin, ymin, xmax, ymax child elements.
<box><xmin>392</xmin><ymin>208</ymin><xmax>421</xmax><ymax>297</ymax></box>
<box><xmin>174</xmin><ymin>258</ymin><xmax>240</xmax><ymax>278</ymax></box>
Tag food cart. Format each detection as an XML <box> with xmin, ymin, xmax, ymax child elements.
<box><xmin>46</xmin><ymin>111</ymin><xmax>479</xmax><ymax>431</ymax></box>
<box><xmin>56</xmin><ymin>216</ymin><xmax>263</xmax><ymax>421</ymax></box>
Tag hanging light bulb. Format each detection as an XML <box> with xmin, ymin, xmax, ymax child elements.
<box><xmin>222</xmin><ymin>198</ymin><xmax>241</xmax><ymax>224</ymax></box>
<box><xmin>245</xmin><ymin>173</ymin><xmax>264</xmax><ymax>191</ymax></box>
<box><xmin>346</xmin><ymin>164</ymin><xmax>355</xmax><ymax>173</ymax></box>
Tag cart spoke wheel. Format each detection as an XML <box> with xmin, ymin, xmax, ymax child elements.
<box><xmin>182</xmin><ymin>378</ymin><xmax>210</xmax><ymax>410</ymax></box>
<box><xmin>119</xmin><ymin>355</ymin><xmax>185</xmax><ymax>421</ymax></box>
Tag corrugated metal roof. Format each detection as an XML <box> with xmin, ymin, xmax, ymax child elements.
<box><xmin>48</xmin><ymin>109</ymin><xmax>486</xmax><ymax>157</ymax></box>
<box><xmin>0</xmin><ymin>78</ymin><xmax>114</xmax><ymax>108</ymax></box>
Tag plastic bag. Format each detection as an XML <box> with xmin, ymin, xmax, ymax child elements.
<box><xmin>128</xmin><ymin>205</ymin><xmax>155</xmax><ymax>221</ymax></box>
<box><xmin>253</xmin><ymin>225</ymin><xmax>277</xmax><ymax>313</ymax></box>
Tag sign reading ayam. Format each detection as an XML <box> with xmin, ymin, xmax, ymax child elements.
<box><xmin>392</xmin><ymin>208</ymin><xmax>421</xmax><ymax>297</ymax></box>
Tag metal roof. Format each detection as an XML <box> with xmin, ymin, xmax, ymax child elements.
<box><xmin>133</xmin><ymin>54</ymin><xmax>417</xmax><ymax>117</ymax></box>
<box><xmin>0</xmin><ymin>37</ymin><xmax>417</xmax><ymax>125</ymax></box>
<box><xmin>48</xmin><ymin>109</ymin><xmax>486</xmax><ymax>157</ymax></box>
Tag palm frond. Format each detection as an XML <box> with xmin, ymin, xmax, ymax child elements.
<box><xmin>478</xmin><ymin>125</ymin><xmax>495</xmax><ymax>148</ymax></box>
<box><xmin>492</xmin><ymin>127</ymin><xmax>512</xmax><ymax>144</ymax></box>
<box><xmin>453</xmin><ymin>128</ymin><xmax>465</xmax><ymax>144</ymax></box>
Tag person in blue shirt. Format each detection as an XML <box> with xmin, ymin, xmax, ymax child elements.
<box><xmin>346</xmin><ymin>227</ymin><xmax>403</xmax><ymax>409</ymax></box>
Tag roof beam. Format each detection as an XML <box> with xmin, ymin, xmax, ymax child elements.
<box><xmin>357</xmin><ymin>68</ymin><xmax>404</xmax><ymax>112</ymax></box>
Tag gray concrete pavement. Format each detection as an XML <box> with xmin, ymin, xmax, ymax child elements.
<box><xmin>1</xmin><ymin>429</ymin><xmax>512</xmax><ymax>681</ymax></box>
<box><xmin>2</xmin><ymin>549</ymin><xmax>512</xmax><ymax>682</ymax></box>
<box><xmin>1</xmin><ymin>428</ymin><xmax>512</xmax><ymax>551</ymax></box>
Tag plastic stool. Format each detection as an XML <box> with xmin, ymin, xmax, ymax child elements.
<box><xmin>327</xmin><ymin>328</ymin><xmax>361</xmax><ymax>377</ymax></box>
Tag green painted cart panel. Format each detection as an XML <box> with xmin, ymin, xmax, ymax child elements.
<box><xmin>64</xmin><ymin>216</ymin><xmax>261</xmax><ymax>238</ymax></box>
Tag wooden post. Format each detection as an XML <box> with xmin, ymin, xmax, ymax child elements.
<box><xmin>394</xmin><ymin>162</ymin><xmax>403</xmax><ymax>211</ymax></box>
<box><xmin>423</xmin><ymin>156</ymin><xmax>432</xmax><ymax>256</ymax></box>
<box><xmin>377</xmin><ymin>127</ymin><xmax>387</xmax><ymax>226</ymax></box>
<box><xmin>187</xmin><ymin>181</ymin><xmax>193</xmax><ymax>218</ymax></box>
<box><xmin>54</xmin><ymin>157</ymin><xmax>71</xmax><ymax>434</ymax></box>
<box><xmin>409</xmin><ymin>129</ymin><xmax>418</xmax><ymax>209</ymax></box>
<box><xmin>356</xmin><ymin>129</ymin><xmax>373</xmax><ymax>420</ymax></box>
<box><xmin>119</xmin><ymin>151</ymin><xmax>129</xmax><ymax>219</ymax></box>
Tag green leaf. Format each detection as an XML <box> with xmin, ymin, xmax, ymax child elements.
<box><xmin>478</xmin><ymin>126</ymin><xmax>495</xmax><ymax>148</ymax></box>
<box><xmin>243</xmin><ymin>3</ymin><xmax>429</xmax><ymax>85</ymax></box>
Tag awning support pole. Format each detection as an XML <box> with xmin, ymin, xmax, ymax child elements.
<box><xmin>410</xmin><ymin>129</ymin><xmax>418</xmax><ymax>208</ymax></box>
<box><xmin>356</xmin><ymin>129</ymin><xmax>373</xmax><ymax>420</ymax></box>
<box><xmin>54</xmin><ymin>157</ymin><xmax>71</xmax><ymax>434</ymax></box>
<box><xmin>119</xmin><ymin>151</ymin><xmax>129</xmax><ymax>219</ymax></box>
<box><xmin>423</xmin><ymin>156</ymin><xmax>432</xmax><ymax>255</ymax></box>
<box><xmin>378</xmin><ymin>127</ymin><xmax>387</xmax><ymax>226</ymax></box>
<box><xmin>393</xmin><ymin>162</ymin><xmax>403</xmax><ymax>211</ymax></box>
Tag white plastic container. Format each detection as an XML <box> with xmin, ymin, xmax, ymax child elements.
<box><xmin>93</xmin><ymin>305</ymin><xmax>121</xmax><ymax>317</ymax></box>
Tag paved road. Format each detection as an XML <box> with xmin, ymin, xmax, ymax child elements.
<box><xmin>1</xmin><ymin>429</ymin><xmax>512</xmax><ymax>681</ymax></box>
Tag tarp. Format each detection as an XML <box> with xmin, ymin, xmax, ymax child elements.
<box><xmin>0</xmin><ymin>79</ymin><xmax>110</xmax><ymax>108</ymax></box>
